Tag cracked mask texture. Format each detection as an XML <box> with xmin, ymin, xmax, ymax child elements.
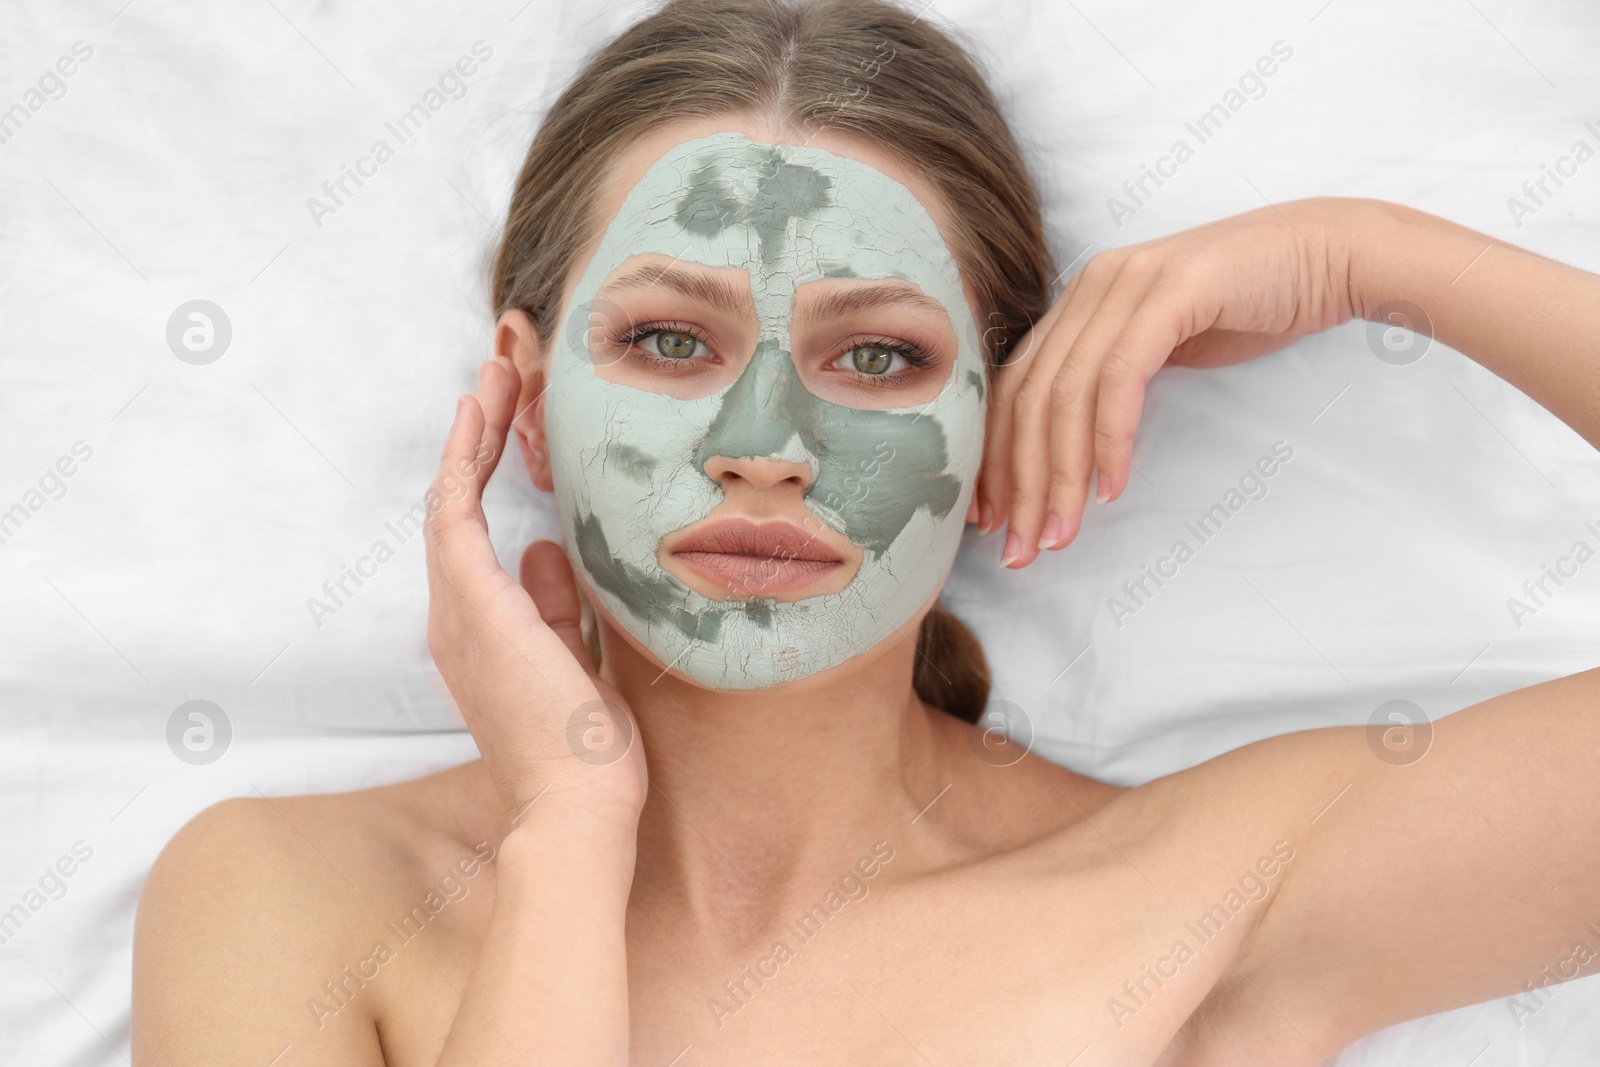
<box><xmin>545</xmin><ymin>132</ymin><xmax>986</xmax><ymax>689</ymax></box>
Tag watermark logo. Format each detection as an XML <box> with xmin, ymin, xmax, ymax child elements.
<box><xmin>706</xmin><ymin>840</ymin><xmax>895</xmax><ymax>1030</ymax></box>
<box><xmin>306</xmin><ymin>841</ymin><xmax>497</xmax><ymax>1030</ymax></box>
<box><xmin>1366</xmin><ymin>300</ymin><xmax>1432</xmax><ymax>366</ymax></box>
<box><xmin>967</xmin><ymin>697</ymin><xmax>1034</xmax><ymax>767</ymax></box>
<box><xmin>306</xmin><ymin>440</ymin><xmax>495</xmax><ymax>629</ymax></box>
<box><xmin>166</xmin><ymin>699</ymin><xmax>232</xmax><ymax>765</ymax></box>
<box><xmin>1106</xmin><ymin>441</ymin><xmax>1295</xmax><ymax>628</ymax></box>
<box><xmin>1107</xmin><ymin>39</ymin><xmax>1295</xmax><ymax>228</ymax></box>
<box><xmin>1506</xmin><ymin>520</ymin><xmax>1600</xmax><ymax>630</ymax></box>
<box><xmin>305</xmin><ymin>42</ymin><xmax>494</xmax><ymax>229</ymax></box>
<box><xmin>1106</xmin><ymin>840</ymin><xmax>1295</xmax><ymax>1028</ymax></box>
<box><xmin>1504</xmin><ymin>919</ymin><xmax>1600</xmax><ymax>1029</ymax></box>
<box><xmin>0</xmin><ymin>840</ymin><xmax>94</xmax><ymax>948</ymax></box>
<box><xmin>166</xmin><ymin>300</ymin><xmax>232</xmax><ymax>365</ymax></box>
<box><xmin>1506</xmin><ymin>119</ymin><xmax>1600</xmax><ymax>229</ymax></box>
<box><xmin>566</xmin><ymin>698</ymin><xmax>635</xmax><ymax>766</ymax></box>
<box><xmin>1365</xmin><ymin>699</ymin><xmax>1431</xmax><ymax>766</ymax></box>
<box><xmin>0</xmin><ymin>439</ymin><xmax>93</xmax><ymax>548</ymax></box>
<box><xmin>0</xmin><ymin>40</ymin><xmax>94</xmax><ymax>147</ymax></box>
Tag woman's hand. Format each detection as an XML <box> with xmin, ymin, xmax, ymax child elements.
<box><xmin>976</xmin><ymin>196</ymin><xmax>1369</xmax><ymax>568</ymax></box>
<box><xmin>427</xmin><ymin>361</ymin><xmax>642</xmax><ymax>1067</ymax></box>
<box><xmin>424</xmin><ymin>356</ymin><xmax>647</xmax><ymax>827</ymax></box>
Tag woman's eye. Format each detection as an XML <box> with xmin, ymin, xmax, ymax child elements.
<box><xmin>845</xmin><ymin>344</ymin><xmax>899</xmax><ymax>376</ymax></box>
<box><xmin>644</xmin><ymin>330</ymin><xmax>701</xmax><ymax>360</ymax></box>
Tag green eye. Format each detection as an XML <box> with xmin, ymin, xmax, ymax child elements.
<box><xmin>850</xmin><ymin>344</ymin><xmax>896</xmax><ymax>375</ymax></box>
<box><xmin>648</xmin><ymin>330</ymin><xmax>700</xmax><ymax>360</ymax></box>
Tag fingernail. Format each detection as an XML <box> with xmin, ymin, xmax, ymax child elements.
<box><xmin>455</xmin><ymin>394</ymin><xmax>467</xmax><ymax>418</ymax></box>
<box><xmin>1095</xmin><ymin>472</ymin><xmax>1112</xmax><ymax>504</ymax></box>
<box><xmin>978</xmin><ymin>499</ymin><xmax>993</xmax><ymax>534</ymax></box>
<box><xmin>1059</xmin><ymin>510</ymin><xmax>1081</xmax><ymax>548</ymax></box>
<box><xmin>1001</xmin><ymin>529</ymin><xmax>1021</xmax><ymax>567</ymax></box>
<box><xmin>1039</xmin><ymin>512</ymin><xmax>1062</xmax><ymax>550</ymax></box>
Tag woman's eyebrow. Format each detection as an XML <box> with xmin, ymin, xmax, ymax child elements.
<box><xmin>601</xmin><ymin>265</ymin><xmax>753</xmax><ymax>316</ymax></box>
<box><xmin>795</xmin><ymin>281</ymin><xmax>949</xmax><ymax>324</ymax></box>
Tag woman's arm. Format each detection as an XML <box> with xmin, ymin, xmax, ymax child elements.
<box><xmin>1222</xmin><ymin>668</ymin><xmax>1600</xmax><ymax>1053</ymax></box>
<box><xmin>1223</xmin><ymin>204</ymin><xmax>1600</xmax><ymax>1048</ymax></box>
<box><xmin>1352</xmin><ymin>198</ymin><xmax>1600</xmax><ymax>448</ymax></box>
<box><xmin>436</xmin><ymin>810</ymin><xmax>637</xmax><ymax>1065</ymax></box>
<box><xmin>992</xmin><ymin>197</ymin><xmax>1600</xmax><ymax>1051</ymax></box>
<box><xmin>424</xmin><ymin>359</ymin><xmax>646</xmax><ymax>1066</ymax></box>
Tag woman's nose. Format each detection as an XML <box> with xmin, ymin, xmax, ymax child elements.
<box><xmin>701</xmin><ymin>453</ymin><xmax>813</xmax><ymax>492</ymax></box>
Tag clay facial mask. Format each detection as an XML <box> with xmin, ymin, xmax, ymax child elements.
<box><xmin>545</xmin><ymin>132</ymin><xmax>986</xmax><ymax>688</ymax></box>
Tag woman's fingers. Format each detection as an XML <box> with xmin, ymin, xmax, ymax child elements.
<box><xmin>430</xmin><ymin>361</ymin><xmax>509</xmax><ymax>532</ymax></box>
<box><xmin>426</xmin><ymin>391</ymin><xmax>497</xmax><ymax>583</ymax></box>
<box><xmin>425</xmin><ymin>393</ymin><xmax>514</xmax><ymax>673</ymax></box>
<box><xmin>1004</xmin><ymin>257</ymin><xmax>1145</xmax><ymax>567</ymax></box>
<box><xmin>978</xmin><ymin>281</ymin><xmax>1076</xmax><ymax>535</ymax></box>
<box><xmin>469</xmin><ymin>357</ymin><xmax>519</xmax><ymax>493</ymax></box>
<box><xmin>521</xmin><ymin>540</ymin><xmax>593</xmax><ymax>676</ymax></box>
<box><xmin>421</xmin><ymin>363</ymin><xmax>644</xmax><ymax>822</ymax></box>
<box><xmin>1090</xmin><ymin>304</ymin><xmax>1179</xmax><ymax>505</ymax></box>
<box><xmin>989</xmin><ymin>277</ymin><xmax>1095</xmax><ymax>556</ymax></box>
<box><xmin>425</xmin><ymin>366</ymin><xmax>552</xmax><ymax>682</ymax></box>
<box><xmin>976</xmin><ymin>340</ymin><xmax>1022</xmax><ymax>534</ymax></box>
<box><xmin>976</xmin><ymin>326</ymin><xmax>1031</xmax><ymax>533</ymax></box>
<box><xmin>976</xmin><ymin>349</ymin><xmax>1018</xmax><ymax>533</ymax></box>
<box><xmin>989</xmin><ymin>205</ymin><xmax>1351</xmax><ymax>567</ymax></box>
<box><xmin>1034</xmin><ymin>269</ymin><xmax>1158</xmax><ymax>555</ymax></box>
<box><xmin>1092</xmin><ymin>269</ymin><xmax>1219</xmax><ymax>501</ymax></box>
<box><xmin>426</xmin><ymin>360</ymin><xmax>526</xmax><ymax>583</ymax></box>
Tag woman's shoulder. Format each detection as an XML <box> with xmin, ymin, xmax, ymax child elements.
<box><xmin>142</xmin><ymin>760</ymin><xmax>496</xmax><ymax>909</ymax></box>
<box><xmin>132</xmin><ymin>761</ymin><xmax>500</xmax><ymax>1064</ymax></box>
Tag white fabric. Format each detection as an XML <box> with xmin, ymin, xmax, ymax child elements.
<box><xmin>2</xmin><ymin>0</ymin><xmax>1597</xmax><ymax>1062</ymax></box>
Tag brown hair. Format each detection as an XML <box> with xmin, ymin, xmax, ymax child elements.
<box><xmin>492</xmin><ymin>0</ymin><xmax>1054</xmax><ymax>722</ymax></box>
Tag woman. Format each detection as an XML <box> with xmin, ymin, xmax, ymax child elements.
<box><xmin>132</xmin><ymin>0</ymin><xmax>1600</xmax><ymax>1064</ymax></box>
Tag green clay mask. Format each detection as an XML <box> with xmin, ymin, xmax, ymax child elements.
<box><xmin>545</xmin><ymin>132</ymin><xmax>986</xmax><ymax>688</ymax></box>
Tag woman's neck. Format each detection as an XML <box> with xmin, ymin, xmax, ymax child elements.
<box><xmin>597</xmin><ymin>618</ymin><xmax>954</xmax><ymax>940</ymax></box>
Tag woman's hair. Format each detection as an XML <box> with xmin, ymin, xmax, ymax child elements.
<box><xmin>492</xmin><ymin>0</ymin><xmax>1054</xmax><ymax>723</ymax></box>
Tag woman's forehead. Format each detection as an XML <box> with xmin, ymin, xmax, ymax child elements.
<box><xmin>599</xmin><ymin>116</ymin><xmax>961</xmax><ymax>239</ymax></box>
<box><xmin>578</xmin><ymin>131</ymin><xmax>968</xmax><ymax>325</ymax></box>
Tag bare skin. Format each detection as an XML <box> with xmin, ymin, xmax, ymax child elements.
<box><xmin>133</xmin><ymin>115</ymin><xmax>1600</xmax><ymax>1067</ymax></box>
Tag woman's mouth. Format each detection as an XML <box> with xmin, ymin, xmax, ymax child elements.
<box><xmin>663</xmin><ymin>517</ymin><xmax>854</xmax><ymax>598</ymax></box>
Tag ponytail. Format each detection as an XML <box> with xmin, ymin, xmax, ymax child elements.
<box><xmin>912</xmin><ymin>601</ymin><xmax>990</xmax><ymax>723</ymax></box>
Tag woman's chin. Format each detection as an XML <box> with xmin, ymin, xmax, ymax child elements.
<box><xmin>585</xmin><ymin>575</ymin><xmax>941</xmax><ymax>699</ymax></box>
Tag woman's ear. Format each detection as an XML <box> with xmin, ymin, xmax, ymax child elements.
<box><xmin>496</xmin><ymin>310</ymin><xmax>554</xmax><ymax>493</ymax></box>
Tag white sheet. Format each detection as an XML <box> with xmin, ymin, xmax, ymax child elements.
<box><xmin>3</xmin><ymin>0</ymin><xmax>1598</xmax><ymax>1062</ymax></box>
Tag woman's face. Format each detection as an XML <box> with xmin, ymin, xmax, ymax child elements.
<box><xmin>527</xmin><ymin>119</ymin><xmax>988</xmax><ymax>690</ymax></box>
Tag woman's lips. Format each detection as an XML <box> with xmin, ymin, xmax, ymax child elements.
<box><xmin>674</xmin><ymin>552</ymin><xmax>840</xmax><ymax>594</ymax></box>
<box><xmin>667</xmin><ymin>518</ymin><xmax>845</xmax><ymax>596</ymax></box>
